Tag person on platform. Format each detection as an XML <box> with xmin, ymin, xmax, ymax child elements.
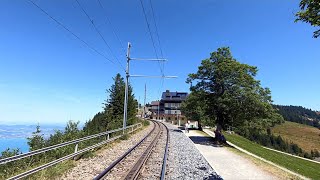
<box><xmin>185</xmin><ymin>122</ymin><xmax>189</xmax><ymax>133</ymax></box>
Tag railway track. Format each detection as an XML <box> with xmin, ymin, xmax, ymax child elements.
<box><xmin>94</xmin><ymin>120</ymin><xmax>169</xmax><ymax>180</ymax></box>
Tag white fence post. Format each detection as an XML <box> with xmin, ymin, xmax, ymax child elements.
<box><xmin>74</xmin><ymin>143</ymin><xmax>78</xmax><ymax>153</ymax></box>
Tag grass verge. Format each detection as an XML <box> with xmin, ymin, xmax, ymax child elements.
<box><xmin>226</xmin><ymin>147</ymin><xmax>302</xmax><ymax>180</ymax></box>
<box><xmin>224</xmin><ymin>133</ymin><xmax>320</xmax><ymax>179</ymax></box>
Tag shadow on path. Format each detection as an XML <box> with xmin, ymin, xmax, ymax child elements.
<box><xmin>189</xmin><ymin>136</ymin><xmax>225</xmax><ymax>147</ymax></box>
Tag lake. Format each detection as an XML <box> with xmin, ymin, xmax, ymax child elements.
<box><xmin>0</xmin><ymin>138</ymin><xmax>29</xmax><ymax>153</ymax></box>
<box><xmin>0</xmin><ymin>124</ymin><xmax>64</xmax><ymax>153</ymax></box>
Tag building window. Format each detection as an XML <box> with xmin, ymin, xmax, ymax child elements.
<box><xmin>168</xmin><ymin>117</ymin><xmax>171</xmax><ymax>120</ymax></box>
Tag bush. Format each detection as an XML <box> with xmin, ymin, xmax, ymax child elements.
<box><xmin>120</xmin><ymin>134</ymin><xmax>129</xmax><ymax>140</ymax></box>
<box><xmin>142</xmin><ymin>120</ymin><xmax>150</xmax><ymax>126</ymax></box>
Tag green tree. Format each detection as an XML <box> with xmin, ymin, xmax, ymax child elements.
<box><xmin>181</xmin><ymin>91</ymin><xmax>211</xmax><ymax>128</ymax></box>
<box><xmin>64</xmin><ymin>120</ymin><xmax>80</xmax><ymax>140</ymax></box>
<box><xmin>103</xmin><ymin>73</ymin><xmax>137</xmax><ymax>130</ymax></box>
<box><xmin>83</xmin><ymin>112</ymin><xmax>106</xmax><ymax>134</ymax></box>
<box><xmin>84</xmin><ymin>73</ymin><xmax>137</xmax><ymax>133</ymax></box>
<box><xmin>295</xmin><ymin>0</ymin><xmax>320</xmax><ymax>38</ymax></box>
<box><xmin>186</xmin><ymin>47</ymin><xmax>283</xmax><ymax>131</ymax></box>
<box><xmin>27</xmin><ymin>124</ymin><xmax>45</xmax><ymax>151</ymax></box>
<box><xmin>0</xmin><ymin>148</ymin><xmax>26</xmax><ymax>179</ymax></box>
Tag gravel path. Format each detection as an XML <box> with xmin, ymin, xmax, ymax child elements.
<box><xmin>60</xmin><ymin>124</ymin><xmax>153</xmax><ymax>180</ymax></box>
<box><xmin>188</xmin><ymin>130</ymin><xmax>277</xmax><ymax>180</ymax></box>
<box><xmin>164</xmin><ymin>122</ymin><xmax>221</xmax><ymax>180</ymax></box>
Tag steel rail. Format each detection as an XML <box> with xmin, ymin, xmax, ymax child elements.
<box><xmin>94</xmin><ymin>120</ymin><xmax>157</xmax><ymax>180</ymax></box>
<box><xmin>160</xmin><ymin>122</ymin><xmax>169</xmax><ymax>180</ymax></box>
<box><xmin>0</xmin><ymin>123</ymin><xmax>141</xmax><ymax>165</ymax></box>
<box><xmin>124</xmin><ymin>121</ymin><xmax>162</xmax><ymax>179</ymax></box>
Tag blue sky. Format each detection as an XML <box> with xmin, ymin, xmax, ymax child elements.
<box><xmin>0</xmin><ymin>0</ymin><xmax>319</xmax><ymax>125</ymax></box>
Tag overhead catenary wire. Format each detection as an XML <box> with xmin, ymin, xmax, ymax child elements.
<box><xmin>97</xmin><ymin>0</ymin><xmax>126</xmax><ymax>55</ymax></box>
<box><xmin>149</xmin><ymin>0</ymin><xmax>164</xmax><ymax>59</ymax></box>
<box><xmin>147</xmin><ymin>0</ymin><xmax>166</xmax><ymax>107</ymax></box>
<box><xmin>139</xmin><ymin>0</ymin><xmax>164</xmax><ymax>76</ymax></box>
<box><xmin>137</xmin><ymin>0</ymin><xmax>166</xmax><ymax>116</ymax></box>
<box><xmin>75</xmin><ymin>0</ymin><xmax>125</xmax><ymax>71</ymax></box>
<box><xmin>27</xmin><ymin>0</ymin><xmax>122</xmax><ymax>69</ymax></box>
<box><xmin>149</xmin><ymin>0</ymin><xmax>166</xmax><ymax>95</ymax></box>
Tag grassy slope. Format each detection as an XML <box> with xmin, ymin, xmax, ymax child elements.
<box><xmin>224</xmin><ymin>133</ymin><xmax>320</xmax><ymax>179</ymax></box>
<box><xmin>272</xmin><ymin>121</ymin><xmax>320</xmax><ymax>152</ymax></box>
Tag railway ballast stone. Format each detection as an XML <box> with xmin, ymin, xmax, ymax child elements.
<box><xmin>165</xmin><ymin>122</ymin><xmax>222</xmax><ymax>180</ymax></box>
<box><xmin>60</xmin><ymin>124</ymin><xmax>153</xmax><ymax>180</ymax></box>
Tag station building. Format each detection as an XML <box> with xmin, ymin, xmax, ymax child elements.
<box><xmin>150</xmin><ymin>90</ymin><xmax>199</xmax><ymax>128</ymax></box>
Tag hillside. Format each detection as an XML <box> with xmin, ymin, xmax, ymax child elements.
<box><xmin>225</xmin><ymin>132</ymin><xmax>320</xmax><ymax>179</ymax></box>
<box><xmin>271</xmin><ymin>121</ymin><xmax>320</xmax><ymax>153</ymax></box>
<box><xmin>273</xmin><ymin>105</ymin><xmax>320</xmax><ymax>128</ymax></box>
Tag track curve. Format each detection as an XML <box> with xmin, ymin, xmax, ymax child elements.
<box><xmin>94</xmin><ymin>120</ymin><xmax>169</xmax><ymax>180</ymax></box>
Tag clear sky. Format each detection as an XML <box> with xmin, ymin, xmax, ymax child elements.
<box><xmin>0</xmin><ymin>0</ymin><xmax>319</xmax><ymax>125</ymax></box>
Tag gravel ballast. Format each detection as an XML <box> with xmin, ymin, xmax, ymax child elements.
<box><xmin>60</xmin><ymin>124</ymin><xmax>153</xmax><ymax>180</ymax></box>
<box><xmin>164</xmin><ymin>122</ymin><xmax>221</xmax><ymax>180</ymax></box>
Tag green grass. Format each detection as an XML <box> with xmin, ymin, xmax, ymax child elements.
<box><xmin>26</xmin><ymin>160</ymin><xmax>75</xmax><ymax>180</ymax></box>
<box><xmin>224</xmin><ymin>133</ymin><xmax>320</xmax><ymax>180</ymax></box>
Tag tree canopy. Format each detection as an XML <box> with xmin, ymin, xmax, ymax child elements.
<box><xmin>84</xmin><ymin>73</ymin><xmax>137</xmax><ymax>133</ymax></box>
<box><xmin>295</xmin><ymin>0</ymin><xmax>320</xmax><ymax>38</ymax></box>
<box><xmin>273</xmin><ymin>105</ymin><xmax>320</xmax><ymax>128</ymax></box>
<box><xmin>183</xmin><ymin>47</ymin><xmax>283</xmax><ymax>133</ymax></box>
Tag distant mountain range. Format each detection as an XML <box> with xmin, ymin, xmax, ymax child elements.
<box><xmin>273</xmin><ymin>105</ymin><xmax>320</xmax><ymax>128</ymax></box>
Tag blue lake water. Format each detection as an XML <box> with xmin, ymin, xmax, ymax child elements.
<box><xmin>0</xmin><ymin>124</ymin><xmax>65</xmax><ymax>153</ymax></box>
<box><xmin>0</xmin><ymin>138</ymin><xmax>29</xmax><ymax>153</ymax></box>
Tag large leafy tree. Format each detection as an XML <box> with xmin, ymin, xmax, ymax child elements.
<box><xmin>295</xmin><ymin>0</ymin><xmax>320</xmax><ymax>38</ymax></box>
<box><xmin>185</xmin><ymin>47</ymin><xmax>283</xmax><ymax>132</ymax></box>
<box><xmin>181</xmin><ymin>91</ymin><xmax>211</xmax><ymax>128</ymax></box>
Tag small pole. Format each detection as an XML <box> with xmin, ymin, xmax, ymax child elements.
<box><xmin>143</xmin><ymin>83</ymin><xmax>146</xmax><ymax>119</ymax></box>
<box><xmin>74</xmin><ymin>143</ymin><xmax>78</xmax><ymax>153</ymax></box>
<box><xmin>157</xmin><ymin>100</ymin><xmax>160</xmax><ymax>120</ymax></box>
<box><xmin>73</xmin><ymin>143</ymin><xmax>79</xmax><ymax>160</ymax></box>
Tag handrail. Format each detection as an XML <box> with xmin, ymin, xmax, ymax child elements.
<box><xmin>0</xmin><ymin>123</ymin><xmax>142</xmax><ymax>165</ymax></box>
<box><xmin>8</xmin><ymin>135</ymin><xmax>122</xmax><ymax>180</ymax></box>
